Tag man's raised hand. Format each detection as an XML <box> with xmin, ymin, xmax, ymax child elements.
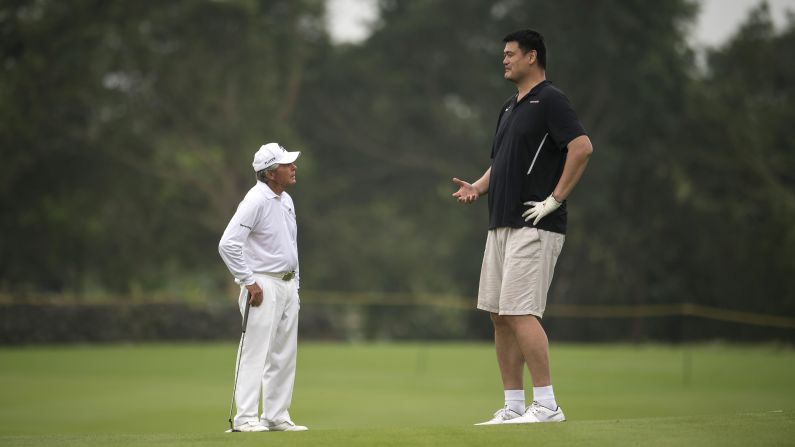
<box><xmin>452</xmin><ymin>177</ymin><xmax>479</xmax><ymax>204</ymax></box>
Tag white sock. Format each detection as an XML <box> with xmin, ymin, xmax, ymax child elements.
<box><xmin>533</xmin><ymin>385</ymin><xmax>557</xmax><ymax>410</ymax></box>
<box><xmin>504</xmin><ymin>389</ymin><xmax>525</xmax><ymax>414</ymax></box>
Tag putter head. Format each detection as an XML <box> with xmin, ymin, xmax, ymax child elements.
<box><xmin>225</xmin><ymin>428</ymin><xmax>241</xmax><ymax>433</ymax></box>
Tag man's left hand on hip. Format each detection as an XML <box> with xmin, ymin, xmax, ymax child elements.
<box><xmin>522</xmin><ymin>194</ymin><xmax>562</xmax><ymax>225</ymax></box>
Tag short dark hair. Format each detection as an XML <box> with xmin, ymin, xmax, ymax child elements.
<box><xmin>503</xmin><ymin>29</ymin><xmax>546</xmax><ymax>69</ymax></box>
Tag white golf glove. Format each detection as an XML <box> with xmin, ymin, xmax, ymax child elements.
<box><xmin>522</xmin><ymin>194</ymin><xmax>562</xmax><ymax>225</ymax></box>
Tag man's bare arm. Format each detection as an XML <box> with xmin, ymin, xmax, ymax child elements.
<box><xmin>452</xmin><ymin>167</ymin><xmax>491</xmax><ymax>204</ymax></box>
<box><xmin>552</xmin><ymin>135</ymin><xmax>593</xmax><ymax>201</ymax></box>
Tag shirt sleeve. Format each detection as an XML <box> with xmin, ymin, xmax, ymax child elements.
<box><xmin>292</xmin><ymin>200</ymin><xmax>300</xmax><ymax>290</ymax></box>
<box><xmin>546</xmin><ymin>90</ymin><xmax>586</xmax><ymax>150</ymax></box>
<box><xmin>218</xmin><ymin>198</ymin><xmax>260</xmax><ymax>286</ymax></box>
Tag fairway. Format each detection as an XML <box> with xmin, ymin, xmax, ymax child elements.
<box><xmin>0</xmin><ymin>343</ymin><xmax>793</xmax><ymax>446</ymax></box>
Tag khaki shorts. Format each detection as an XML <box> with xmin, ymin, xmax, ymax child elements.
<box><xmin>477</xmin><ymin>227</ymin><xmax>565</xmax><ymax>317</ymax></box>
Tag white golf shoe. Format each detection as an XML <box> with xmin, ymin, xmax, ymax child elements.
<box><xmin>503</xmin><ymin>401</ymin><xmax>566</xmax><ymax>424</ymax></box>
<box><xmin>474</xmin><ymin>406</ymin><xmax>524</xmax><ymax>425</ymax></box>
<box><xmin>228</xmin><ymin>421</ymin><xmax>269</xmax><ymax>432</ymax></box>
<box><xmin>267</xmin><ymin>420</ymin><xmax>308</xmax><ymax>431</ymax></box>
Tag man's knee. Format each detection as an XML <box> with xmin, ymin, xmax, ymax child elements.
<box><xmin>490</xmin><ymin>312</ymin><xmax>510</xmax><ymax>328</ymax></box>
<box><xmin>493</xmin><ymin>313</ymin><xmax>542</xmax><ymax>329</ymax></box>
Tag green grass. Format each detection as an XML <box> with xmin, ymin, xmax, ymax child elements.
<box><xmin>0</xmin><ymin>342</ymin><xmax>793</xmax><ymax>446</ymax></box>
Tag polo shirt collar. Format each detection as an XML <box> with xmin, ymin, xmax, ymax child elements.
<box><xmin>256</xmin><ymin>180</ymin><xmax>280</xmax><ymax>199</ymax></box>
<box><xmin>516</xmin><ymin>79</ymin><xmax>550</xmax><ymax>104</ymax></box>
<box><xmin>528</xmin><ymin>79</ymin><xmax>550</xmax><ymax>96</ymax></box>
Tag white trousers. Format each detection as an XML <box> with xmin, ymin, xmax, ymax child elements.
<box><xmin>233</xmin><ymin>273</ymin><xmax>300</xmax><ymax>427</ymax></box>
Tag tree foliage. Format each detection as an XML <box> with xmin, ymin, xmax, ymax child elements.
<box><xmin>1</xmin><ymin>0</ymin><xmax>792</xmax><ymax>321</ymax></box>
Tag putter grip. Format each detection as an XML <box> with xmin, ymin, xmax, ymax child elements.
<box><xmin>242</xmin><ymin>293</ymin><xmax>251</xmax><ymax>332</ymax></box>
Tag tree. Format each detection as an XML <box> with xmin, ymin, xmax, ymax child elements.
<box><xmin>675</xmin><ymin>3</ymin><xmax>795</xmax><ymax>318</ymax></box>
<box><xmin>293</xmin><ymin>0</ymin><xmax>701</xmax><ymax>309</ymax></box>
<box><xmin>0</xmin><ymin>0</ymin><xmax>328</xmax><ymax>295</ymax></box>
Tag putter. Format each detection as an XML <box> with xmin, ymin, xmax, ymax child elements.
<box><xmin>226</xmin><ymin>293</ymin><xmax>252</xmax><ymax>433</ymax></box>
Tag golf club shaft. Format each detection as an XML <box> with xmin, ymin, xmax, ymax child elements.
<box><xmin>228</xmin><ymin>292</ymin><xmax>252</xmax><ymax>431</ymax></box>
<box><xmin>242</xmin><ymin>295</ymin><xmax>251</xmax><ymax>332</ymax></box>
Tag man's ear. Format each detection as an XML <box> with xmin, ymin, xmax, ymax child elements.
<box><xmin>527</xmin><ymin>49</ymin><xmax>537</xmax><ymax>66</ymax></box>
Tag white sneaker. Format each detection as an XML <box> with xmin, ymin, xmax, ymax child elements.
<box><xmin>267</xmin><ymin>420</ymin><xmax>308</xmax><ymax>431</ymax></box>
<box><xmin>228</xmin><ymin>421</ymin><xmax>269</xmax><ymax>432</ymax></box>
<box><xmin>474</xmin><ymin>406</ymin><xmax>524</xmax><ymax>425</ymax></box>
<box><xmin>503</xmin><ymin>401</ymin><xmax>566</xmax><ymax>424</ymax></box>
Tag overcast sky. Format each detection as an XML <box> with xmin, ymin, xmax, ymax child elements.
<box><xmin>326</xmin><ymin>0</ymin><xmax>795</xmax><ymax>46</ymax></box>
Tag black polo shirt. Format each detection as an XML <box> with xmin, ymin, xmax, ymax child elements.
<box><xmin>488</xmin><ymin>80</ymin><xmax>586</xmax><ymax>234</ymax></box>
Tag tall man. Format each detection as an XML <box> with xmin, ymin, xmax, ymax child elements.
<box><xmin>218</xmin><ymin>142</ymin><xmax>308</xmax><ymax>432</ymax></box>
<box><xmin>453</xmin><ymin>29</ymin><xmax>593</xmax><ymax>425</ymax></box>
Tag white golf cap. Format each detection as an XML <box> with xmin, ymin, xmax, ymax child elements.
<box><xmin>252</xmin><ymin>142</ymin><xmax>300</xmax><ymax>171</ymax></box>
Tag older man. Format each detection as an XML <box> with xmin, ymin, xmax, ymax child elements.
<box><xmin>218</xmin><ymin>142</ymin><xmax>307</xmax><ymax>432</ymax></box>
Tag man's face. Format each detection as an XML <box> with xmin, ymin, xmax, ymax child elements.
<box><xmin>269</xmin><ymin>163</ymin><xmax>297</xmax><ymax>187</ymax></box>
<box><xmin>502</xmin><ymin>41</ymin><xmax>535</xmax><ymax>82</ymax></box>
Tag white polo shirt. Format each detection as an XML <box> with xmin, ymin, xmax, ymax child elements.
<box><xmin>218</xmin><ymin>181</ymin><xmax>299</xmax><ymax>286</ymax></box>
